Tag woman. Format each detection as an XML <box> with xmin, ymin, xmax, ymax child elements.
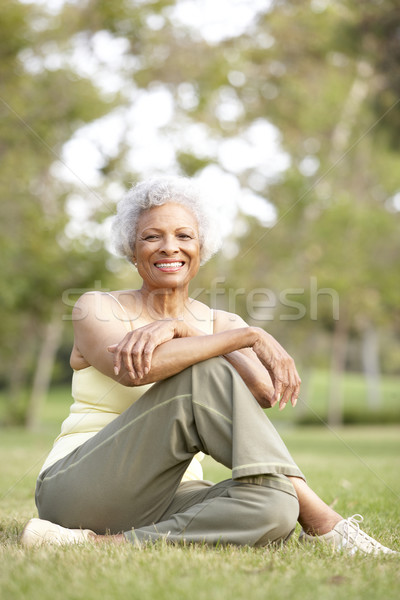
<box><xmin>22</xmin><ymin>177</ymin><xmax>395</xmax><ymax>554</ymax></box>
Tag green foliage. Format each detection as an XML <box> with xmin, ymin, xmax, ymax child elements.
<box><xmin>0</xmin><ymin>1</ymin><xmax>118</xmax><ymax>407</ymax></box>
<box><xmin>339</xmin><ymin>0</ymin><xmax>400</xmax><ymax>149</ymax></box>
<box><xmin>1</xmin><ymin>0</ymin><xmax>400</xmax><ymax>425</ymax></box>
<box><xmin>177</xmin><ymin>151</ymin><xmax>214</xmax><ymax>176</ymax></box>
<box><xmin>169</xmin><ymin>0</ymin><xmax>400</xmax><ymax>362</ymax></box>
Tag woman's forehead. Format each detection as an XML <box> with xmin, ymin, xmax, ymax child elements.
<box><xmin>137</xmin><ymin>202</ymin><xmax>198</xmax><ymax>230</ymax></box>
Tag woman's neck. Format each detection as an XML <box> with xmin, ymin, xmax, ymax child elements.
<box><xmin>138</xmin><ymin>285</ymin><xmax>190</xmax><ymax>320</ymax></box>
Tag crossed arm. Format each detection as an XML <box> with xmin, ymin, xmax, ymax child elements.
<box><xmin>71</xmin><ymin>293</ymin><xmax>301</xmax><ymax>411</ymax></box>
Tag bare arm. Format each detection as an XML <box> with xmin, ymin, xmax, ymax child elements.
<box><xmin>111</xmin><ymin>307</ymin><xmax>301</xmax><ymax>408</ymax></box>
<box><xmin>72</xmin><ymin>293</ymin><xmax>255</xmax><ymax>386</ymax></box>
<box><xmin>72</xmin><ymin>293</ymin><xmax>300</xmax><ymax>407</ymax></box>
<box><xmin>214</xmin><ymin>310</ymin><xmax>299</xmax><ymax>410</ymax></box>
<box><xmin>118</xmin><ymin>328</ymin><xmax>259</xmax><ymax>383</ymax></box>
<box><xmin>222</xmin><ymin>348</ymin><xmax>276</xmax><ymax>409</ymax></box>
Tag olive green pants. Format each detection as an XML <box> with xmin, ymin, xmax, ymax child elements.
<box><xmin>36</xmin><ymin>357</ymin><xmax>305</xmax><ymax>547</ymax></box>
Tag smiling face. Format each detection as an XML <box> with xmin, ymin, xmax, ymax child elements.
<box><xmin>133</xmin><ymin>202</ymin><xmax>201</xmax><ymax>292</ymax></box>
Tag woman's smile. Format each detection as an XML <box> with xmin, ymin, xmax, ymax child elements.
<box><xmin>154</xmin><ymin>260</ymin><xmax>185</xmax><ymax>272</ymax></box>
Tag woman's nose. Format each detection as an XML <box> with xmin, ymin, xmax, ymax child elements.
<box><xmin>160</xmin><ymin>235</ymin><xmax>179</xmax><ymax>254</ymax></box>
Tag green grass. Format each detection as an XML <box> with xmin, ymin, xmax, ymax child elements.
<box><xmin>244</xmin><ymin>368</ymin><xmax>400</xmax><ymax>425</ymax></box>
<box><xmin>1</xmin><ymin>387</ymin><xmax>399</xmax><ymax>600</ymax></box>
<box><xmin>293</xmin><ymin>370</ymin><xmax>400</xmax><ymax>425</ymax></box>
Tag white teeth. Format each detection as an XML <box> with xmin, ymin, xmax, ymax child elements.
<box><xmin>155</xmin><ymin>262</ymin><xmax>184</xmax><ymax>268</ymax></box>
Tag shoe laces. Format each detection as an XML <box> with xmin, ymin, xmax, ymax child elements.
<box><xmin>341</xmin><ymin>514</ymin><xmax>387</xmax><ymax>553</ymax></box>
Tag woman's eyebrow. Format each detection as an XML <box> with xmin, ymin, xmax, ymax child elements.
<box><xmin>140</xmin><ymin>226</ymin><xmax>196</xmax><ymax>233</ymax></box>
<box><xmin>140</xmin><ymin>227</ymin><xmax>163</xmax><ymax>233</ymax></box>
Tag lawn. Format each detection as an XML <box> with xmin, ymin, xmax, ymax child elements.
<box><xmin>0</xmin><ymin>387</ymin><xmax>399</xmax><ymax>600</ymax></box>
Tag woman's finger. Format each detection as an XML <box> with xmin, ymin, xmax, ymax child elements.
<box><xmin>142</xmin><ymin>341</ymin><xmax>156</xmax><ymax>376</ymax></box>
<box><xmin>278</xmin><ymin>383</ymin><xmax>292</xmax><ymax>410</ymax></box>
<box><xmin>107</xmin><ymin>344</ymin><xmax>122</xmax><ymax>376</ymax></box>
<box><xmin>279</xmin><ymin>363</ymin><xmax>301</xmax><ymax>410</ymax></box>
<box><xmin>131</xmin><ymin>339</ymin><xmax>146</xmax><ymax>378</ymax></box>
<box><xmin>291</xmin><ymin>378</ymin><xmax>301</xmax><ymax>407</ymax></box>
<box><xmin>121</xmin><ymin>342</ymin><xmax>136</xmax><ymax>379</ymax></box>
<box><xmin>131</xmin><ymin>332</ymin><xmax>155</xmax><ymax>378</ymax></box>
<box><xmin>271</xmin><ymin>378</ymin><xmax>283</xmax><ymax>406</ymax></box>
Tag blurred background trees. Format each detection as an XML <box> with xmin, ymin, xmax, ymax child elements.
<box><xmin>1</xmin><ymin>0</ymin><xmax>399</xmax><ymax>427</ymax></box>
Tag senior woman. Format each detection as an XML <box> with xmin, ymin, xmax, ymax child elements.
<box><xmin>22</xmin><ymin>177</ymin><xmax>395</xmax><ymax>554</ymax></box>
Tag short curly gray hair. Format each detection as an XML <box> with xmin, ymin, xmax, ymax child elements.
<box><xmin>111</xmin><ymin>176</ymin><xmax>222</xmax><ymax>265</ymax></box>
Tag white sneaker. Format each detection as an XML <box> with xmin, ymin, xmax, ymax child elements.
<box><xmin>299</xmin><ymin>514</ymin><xmax>398</xmax><ymax>555</ymax></box>
<box><xmin>20</xmin><ymin>518</ymin><xmax>96</xmax><ymax>548</ymax></box>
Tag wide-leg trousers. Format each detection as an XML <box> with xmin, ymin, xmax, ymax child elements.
<box><xmin>35</xmin><ymin>357</ymin><xmax>305</xmax><ymax>547</ymax></box>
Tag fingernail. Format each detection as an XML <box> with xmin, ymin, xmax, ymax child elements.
<box><xmin>293</xmin><ymin>397</ymin><xmax>298</xmax><ymax>407</ymax></box>
<box><xmin>114</xmin><ymin>366</ymin><xmax>119</xmax><ymax>376</ymax></box>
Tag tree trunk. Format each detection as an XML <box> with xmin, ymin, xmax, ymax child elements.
<box><xmin>7</xmin><ymin>331</ymin><xmax>34</xmax><ymax>424</ymax></box>
<box><xmin>361</xmin><ymin>324</ymin><xmax>382</xmax><ymax>411</ymax></box>
<box><xmin>328</xmin><ymin>316</ymin><xmax>348</xmax><ymax>427</ymax></box>
<box><xmin>25</xmin><ymin>308</ymin><xmax>64</xmax><ymax>431</ymax></box>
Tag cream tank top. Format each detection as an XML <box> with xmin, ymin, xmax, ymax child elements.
<box><xmin>39</xmin><ymin>293</ymin><xmax>214</xmax><ymax>481</ymax></box>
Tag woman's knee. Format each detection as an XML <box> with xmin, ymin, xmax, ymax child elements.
<box><xmin>254</xmin><ymin>489</ymin><xmax>299</xmax><ymax>547</ymax></box>
<box><xmin>191</xmin><ymin>356</ymin><xmax>245</xmax><ymax>397</ymax></box>
<box><xmin>192</xmin><ymin>356</ymin><xmax>233</xmax><ymax>378</ymax></box>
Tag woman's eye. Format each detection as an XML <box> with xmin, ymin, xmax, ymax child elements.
<box><xmin>178</xmin><ymin>234</ymin><xmax>191</xmax><ymax>239</ymax></box>
<box><xmin>144</xmin><ymin>235</ymin><xmax>159</xmax><ymax>240</ymax></box>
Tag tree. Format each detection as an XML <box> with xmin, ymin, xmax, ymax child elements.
<box><xmin>2</xmin><ymin>0</ymin><xmax>399</xmax><ymax>428</ymax></box>
<box><xmin>0</xmin><ymin>1</ymin><xmax>116</xmax><ymax>425</ymax></box>
<box><xmin>224</xmin><ymin>1</ymin><xmax>400</xmax><ymax>422</ymax></box>
<box><xmin>144</xmin><ymin>0</ymin><xmax>400</xmax><ymax>422</ymax></box>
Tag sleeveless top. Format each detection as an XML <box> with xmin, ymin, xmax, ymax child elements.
<box><xmin>39</xmin><ymin>293</ymin><xmax>214</xmax><ymax>481</ymax></box>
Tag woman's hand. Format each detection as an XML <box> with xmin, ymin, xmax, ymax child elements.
<box><xmin>250</xmin><ymin>327</ymin><xmax>301</xmax><ymax>410</ymax></box>
<box><xmin>222</xmin><ymin>349</ymin><xmax>275</xmax><ymax>409</ymax></box>
<box><xmin>107</xmin><ymin>319</ymin><xmax>201</xmax><ymax>380</ymax></box>
<box><xmin>245</xmin><ymin>377</ymin><xmax>276</xmax><ymax>409</ymax></box>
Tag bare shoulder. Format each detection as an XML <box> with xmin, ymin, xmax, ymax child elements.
<box><xmin>72</xmin><ymin>291</ymin><xmax>114</xmax><ymax>324</ymax></box>
<box><xmin>71</xmin><ymin>291</ymin><xmax>135</xmax><ymax>337</ymax></box>
<box><xmin>72</xmin><ymin>291</ymin><xmax>101</xmax><ymax>320</ymax></box>
<box><xmin>72</xmin><ymin>290</ymin><xmax>142</xmax><ymax>324</ymax></box>
<box><xmin>213</xmin><ymin>309</ymin><xmax>248</xmax><ymax>333</ymax></box>
<box><xmin>70</xmin><ymin>291</ymin><xmax>134</xmax><ymax>373</ymax></box>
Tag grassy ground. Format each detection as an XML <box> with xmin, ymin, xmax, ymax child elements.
<box><xmin>275</xmin><ymin>369</ymin><xmax>400</xmax><ymax>425</ymax></box>
<box><xmin>0</xmin><ymin>390</ymin><xmax>399</xmax><ymax>599</ymax></box>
